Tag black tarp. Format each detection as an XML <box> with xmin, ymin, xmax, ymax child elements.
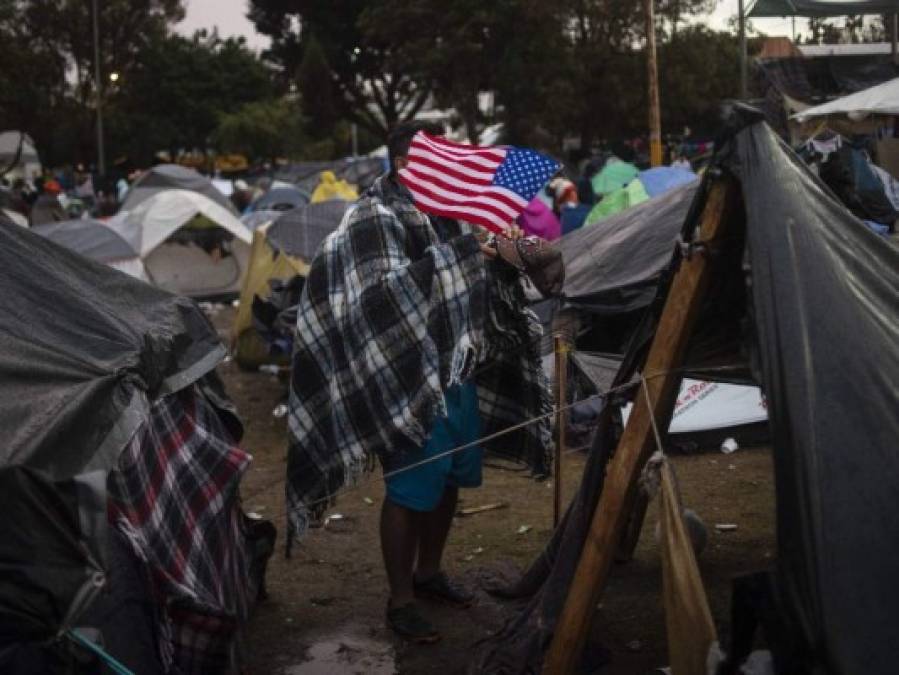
<box><xmin>474</xmin><ymin>110</ymin><xmax>899</xmax><ymax>674</ymax></box>
<box><xmin>749</xmin><ymin>0</ymin><xmax>899</xmax><ymax>17</ymax></box>
<box><xmin>558</xmin><ymin>180</ymin><xmax>698</xmax><ymax>315</ymax></box>
<box><xmin>0</xmin><ymin>220</ymin><xmax>224</xmax><ymax>480</ymax></box>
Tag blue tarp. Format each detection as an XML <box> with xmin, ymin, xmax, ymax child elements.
<box><xmin>638</xmin><ymin>166</ymin><xmax>697</xmax><ymax>199</ymax></box>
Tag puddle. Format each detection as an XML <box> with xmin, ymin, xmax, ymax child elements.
<box><xmin>282</xmin><ymin>630</ymin><xmax>396</xmax><ymax>675</ymax></box>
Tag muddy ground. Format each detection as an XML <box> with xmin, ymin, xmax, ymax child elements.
<box><xmin>209</xmin><ymin>307</ymin><xmax>776</xmax><ymax>675</ymax></box>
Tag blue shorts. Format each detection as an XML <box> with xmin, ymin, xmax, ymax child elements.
<box><xmin>385</xmin><ymin>382</ymin><xmax>483</xmax><ymax>512</ymax></box>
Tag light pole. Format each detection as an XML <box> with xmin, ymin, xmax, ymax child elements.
<box><xmin>92</xmin><ymin>0</ymin><xmax>106</xmax><ymax>176</ymax></box>
<box><xmin>738</xmin><ymin>0</ymin><xmax>748</xmax><ymax>100</ymax></box>
<box><xmin>645</xmin><ymin>0</ymin><xmax>662</xmax><ymax>167</ymax></box>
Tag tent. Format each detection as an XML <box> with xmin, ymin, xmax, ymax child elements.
<box><xmin>584</xmin><ymin>177</ymin><xmax>650</xmax><ymax>225</ymax></box>
<box><xmin>0</xmin><ymin>131</ymin><xmax>40</xmax><ymax>180</ymax></box>
<box><xmin>250</xmin><ymin>185</ymin><xmax>311</xmax><ymax>212</ymax></box>
<box><xmin>32</xmin><ymin>218</ymin><xmax>147</xmax><ymax>280</ymax></box>
<box><xmin>793</xmin><ymin>76</ymin><xmax>899</xmax><ymax>122</ymax></box>
<box><xmin>591</xmin><ymin>158</ymin><xmax>639</xmax><ymax>196</ymax></box>
<box><xmin>475</xmin><ymin>107</ymin><xmax>899</xmax><ymax>675</ymax></box>
<box><xmin>0</xmin><ymin>218</ymin><xmax>268</xmax><ymax>673</ymax></box>
<box><xmin>309</xmin><ymin>170</ymin><xmax>359</xmax><ymax>203</ymax></box>
<box><xmin>122</xmin><ymin>164</ymin><xmax>237</xmax><ymax>214</ymax></box>
<box><xmin>109</xmin><ymin>188</ymin><xmax>252</xmax><ymax>298</ymax></box>
<box><xmin>232</xmin><ymin>199</ymin><xmax>350</xmax><ymax>367</ymax></box>
<box><xmin>637</xmin><ymin>166</ymin><xmax>697</xmax><ymax>198</ymax></box>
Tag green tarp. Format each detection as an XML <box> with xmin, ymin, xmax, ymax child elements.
<box><xmin>584</xmin><ymin>179</ymin><xmax>649</xmax><ymax>226</ymax></box>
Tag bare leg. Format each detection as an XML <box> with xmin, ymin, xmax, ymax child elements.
<box><xmin>380</xmin><ymin>498</ymin><xmax>420</xmax><ymax>606</ymax></box>
<box><xmin>415</xmin><ymin>486</ymin><xmax>458</xmax><ymax>581</ymax></box>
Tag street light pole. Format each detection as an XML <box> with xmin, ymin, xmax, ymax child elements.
<box><xmin>92</xmin><ymin>0</ymin><xmax>106</xmax><ymax>176</ymax></box>
<box><xmin>738</xmin><ymin>0</ymin><xmax>748</xmax><ymax>100</ymax></box>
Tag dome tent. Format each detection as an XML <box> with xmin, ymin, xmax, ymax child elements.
<box><xmin>109</xmin><ymin>189</ymin><xmax>252</xmax><ymax>299</ymax></box>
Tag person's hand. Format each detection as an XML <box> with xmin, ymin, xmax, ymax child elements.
<box><xmin>506</xmin><ymin>224</ymin><xmax>525</xmax><ymax>241</ymax></box>
<box><xmin>480</xmin><ymin>242</ymin><xmax>498</xmax><ymax>259</ymax></box>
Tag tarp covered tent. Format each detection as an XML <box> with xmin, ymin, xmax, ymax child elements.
<box><xmin>794</xmin><ymin>76</ymin><xmax>899</xmax><ymax>121</ymax></box>
<box><xmin>560</xmin><ymin>180</ymin><xmax>698</xmax><ymax>314</ymax></box>
<box><xmin>0</xmin><ymin>130</ymin><xmax>40</xmax><ymax>180</ymax></box>
<box><xmin>475</xmin><ymin>109</ymin><xmax>899</xmax><ymax>674</ymax></box>
<box><xmin>122</xmin><ymin>164</ymin><xmax>237</xmax><ymax>214</ymax></box>
<box><xmin>32</xmin><ymin>218</ymin><xmax>147</xmax><ymax>280</ymax></box>
<box><xmin>109</xmin><ymin>189</ymin><xmax>252</xmax><ymax>298</ymax></box>
<box><xmin>233</xmin><ymin>199</ymin><xmax>350</xmax><ymax>367</ymax></box>
<box><xmin>749</xmin><ymin>0</ymin><xmax>899</xmax><ymax>17</ymax></box>
<box><xmin>0</xmin><ymin>218</ymin><xmax>263</xmax><ymax>673</ymax></box>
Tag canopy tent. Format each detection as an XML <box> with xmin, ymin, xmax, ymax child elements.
<box><xmin>475</xmin><ymin>108</ymin><xmax>899</xmax><ymax>675</ymax></box>
<box><xmin>32</xmin><ymin>218</ymin><xmax>147</xmax><ymax>280</ymax></box>
<box><xmin>109</xmin><ymin>189</ymin><xmax>252</xmax><ymax>298</ymax></box>
<box><xmin>0</xmin><ymin>220</ymin><xmax>264</xmax><ymax>673</ymax></box>
<box><xmin>122</xmin><ymin>164</ymin><xmax>237</xmax><ymax>214</ymax></box>
<box><xmin>793</xmin><ymin>76</ymin><xmax>899</xmax><ymax>121</ymax></box>
<box><xmin>232</xmin><ymin>199</ymin><xmax>350</xmax><ymax>367</ymax></box>
<box><xmin>0</xmin><ymin>131</ymin><xmax>40</xmax><ymax>180</ymax></box>
<box><xmin>749</xmin><ymin>0</ymin><xmax>899</xmax><ymax>16</ymax></box>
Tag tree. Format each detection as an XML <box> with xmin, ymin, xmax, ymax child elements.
<box><xmin>248</xmin><ymin>0</ymin><xmax>431</xmax><ymax>138</ymax></box>
<box><xmin>106</xmin><ymin>31</ymin><xmax>274</xmax><ymax>165</ymax></box>
<box><xmin>296</xmin><ymin>34</ymin><xmax>338</xmax><ymax>136</ymax></box>
<box><xmin>213</xmin><ymin>99</ymin><xmax>306</xmax><ymax>161</ymax></box>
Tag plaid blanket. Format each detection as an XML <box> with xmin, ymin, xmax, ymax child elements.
<box><xmin>287</xmin><ymin>175</ymin><xmax>552</xmax><ymax>535</ymax></box>
<box><xmin>109</xmin><ymin>386</ymin><xmax>252</xmax><ymax>674</ymax></box>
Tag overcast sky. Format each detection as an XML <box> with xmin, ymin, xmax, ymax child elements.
<box><xmin>175</xmin><ymin>0</ymin><xmax>806</xmax><ymax>53</ymax></box>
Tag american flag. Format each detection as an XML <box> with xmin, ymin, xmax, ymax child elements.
<box><xmin>398</xmin><ymin>132</ymin><xmax>560</xmax><ymax>234</ymax></box>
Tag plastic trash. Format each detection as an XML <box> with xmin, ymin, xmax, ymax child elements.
<box><xmin>272</xmin><ymin>404</ymin><xmax>288</xmax><ymax>418</ymax></box>
<box><xmin>721</xmin><ymin>437</ymin><xmax>739</xmax><ymax>454</ymax></box>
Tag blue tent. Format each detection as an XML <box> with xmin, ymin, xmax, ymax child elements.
<box><xmin>638</xmin><ymin>166</ymin><xmax>697</xmax><ymax>199</ymax></box>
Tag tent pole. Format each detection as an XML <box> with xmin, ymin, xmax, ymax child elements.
<box><xmin>892</xmin><ymin>14</ymin><xmax>898</xmax><ymax>66</ymax></box>
<box><xmin>553</xmin><ymin>334</ymin><xmax>569</xmax><ymax>528</ymax></box>
<box><xmin>92</xmin><ymin>0</ymin><xmax>106</xmax><ymax>177</ymax></box>
<box><xmin>645</xmin><ymin>0</ymin><xmax>663</xmax><ymax>167</ymax></box>
<box><xmin>542</xmin><ymin>176</ymin><xmax>735</xmax><ymax>675</ymax></box>
<box><xmin>738</xmin><ymin>0</ymin><xmax>748</xmax><ymax>100</ymax></box>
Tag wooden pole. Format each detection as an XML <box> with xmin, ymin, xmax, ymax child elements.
<box><xmin>542</xmin><ymin>178</ymin><xmax>734</xmax><ymax>674</ymax></box>
<box><xmin>553</xmin><ymin>334</ymin><xmax>569</xmax><ymax>527</ymax></box>
<box><xmin>645</xmin><ymin>0</ymin><xmax>663</xmax><ymax>167</ymax></box>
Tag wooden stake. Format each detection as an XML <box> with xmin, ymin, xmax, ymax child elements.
<box><xmin>542</xmin><ymin>178</ymin><xmax>734</xmax><ymax>674</ymax></box>
<box><xmin>645</xmin><ymin>0</ymin><xmax>663</xmax><ymax>167</ymax></box>
<box><xmin>553</xmin><ymin>334</ymin><xmax>569</xmax><ymax>528</ymax></box>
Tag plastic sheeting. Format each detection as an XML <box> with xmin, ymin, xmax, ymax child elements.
<box><xmin>794</xmin><ymin>76</ymin><xmax>899</xmax><ymax>121</ymax></box>
<box><xmin>266</xmin><ymin>199</ymin><xmax>350</xmax><ymax>260</ymax></box>
<box><xmin>473</xmin><ymin>110</ymin><xmax>899</xmax><ymax>674</ymax></box>
<box><xmin>559</xmin><ymin>180</ymin><xmax>699</xmax><ymax>314</ymax></box>
<box><xmin>0</xmin><ymin>220</ymin><xmax>225</xmax><ymax>479</ymax></box>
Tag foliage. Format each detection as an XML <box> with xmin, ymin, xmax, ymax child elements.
<box><xmin>213</xmin><ymin>98</ymin><xmax>306</xmax><ymax>160</ymax></box>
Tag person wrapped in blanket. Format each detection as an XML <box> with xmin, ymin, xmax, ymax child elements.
<box><xmin>286</xmin><ymin>122</ymin><xmax>555</xmax><ymax>643</ymax></box>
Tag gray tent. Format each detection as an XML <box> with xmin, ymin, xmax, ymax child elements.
<box><xmin>122</xmin><ymin>164</ymin><xmax>237</xmax><ymax>214</ymax></box>
<box><xmin>558</xmin><ymin>179</ymin><xmax>699</xmax><ymax>315</ymax></box>
<box><xmin>32</xmin><ymin>219</ymin><xmax>136</xmax><ymax>262</ymax></box>
<box><xmin>267</xmin><ymin>199</ymin><xmax>350</xmax><ymax>259</ymax></box>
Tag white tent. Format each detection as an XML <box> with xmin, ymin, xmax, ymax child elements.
<box><xmin>109</xmin><ymin>189</ymin><xmax>252</xmax><ymax>298</ymax></box>
<box><xmin>0</xmin><ymin>131</ymin><xmax>41</xmax><ymax>180</ymax></box>
<box><xmin>793</xmin><ymin>77</ymin><xmax>899</xmax><ymax>122</ymax></box>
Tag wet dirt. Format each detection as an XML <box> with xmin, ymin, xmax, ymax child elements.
<box><xmin>210</xmin><ymin>307</ymin><xmax>777</xmax><ymax>675</ymax></box>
